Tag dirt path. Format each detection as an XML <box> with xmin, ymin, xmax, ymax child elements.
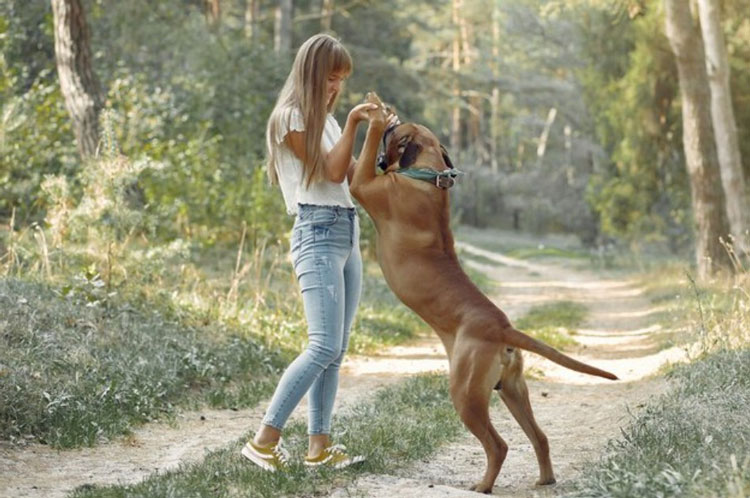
<box><xmin>0</xmin><ymin>231</ymin><xmax>682</xmax><ymax>497</ymax></box>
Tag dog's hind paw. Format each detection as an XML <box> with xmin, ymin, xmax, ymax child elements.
<box><xmin>536</xmin><ymin>476</ymin><xmax>557</xmax><ymax>486</ymax></box>
<box><xmin>469</xmin><ymin>482</ymin><xmax>493</xmax><ymax>494</ymax></box>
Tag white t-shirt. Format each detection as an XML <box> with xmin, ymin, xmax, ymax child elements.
<box><xmin>271</xmin><ymin>107</ymin><xmax>356</xmax><ymax>215</ymax></box>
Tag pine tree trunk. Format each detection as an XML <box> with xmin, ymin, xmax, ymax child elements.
<box><xmin>275</xmin><ymin>0</ymin><xmax>293</xmax><ymax>54</ymax></box>
<box><xmin>450</xmin><ymin>0</ymin><xmax>462</xmax><ymax>152</ymax></box>
<box><xmin>244</xmin><ymin>0</ymin><xmax>259</xmax><ymax>40</ymax></box>
<box><xmin>51</xmin><ymin>0</ymin><xmax>102</xmax><ymax>159</ymax></box>
<box><xmin>664</xmin><ymin>0</ymin><xmax>732</xmax><ymax>279</ymax></box>
<box><xmin>321</xmin><ymin>0</ymin><xmax>334</xmax><ymax>31</ymax></box>
<box><xmin>205</xmin><ymin>0</ymin><xmax>221</xmax><ymax>28</ymax></box>
<box><xmin>490</xmin><ymin>88</ymin><xmax>500</xmax><ymax>174</ymax></box>
<box><xmin>696</xmin><ymin>0</ymin><xmax>747</xmax><ymax>245</ymax></box>
<box><xmin>490</xmin><ymin>4</ymin><xmax>501</xmax><ymax>174</ymax></box>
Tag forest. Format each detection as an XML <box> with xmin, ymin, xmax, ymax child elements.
<box><xmin>1</xmin><ymin>1</ymin><xmax>749</xmax><ymax>497</ymax></box>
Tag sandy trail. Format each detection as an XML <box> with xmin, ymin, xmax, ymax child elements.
<box><xmin>0</xmin><ymin>231</ymin><xmax>681</xmax><ymax>497</ymax></box>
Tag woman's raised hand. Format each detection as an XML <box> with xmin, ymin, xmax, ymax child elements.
<box><xmin>348</xmin><ymin>102</ymin><xmax>379</xmax><ymax>126</ymax></box>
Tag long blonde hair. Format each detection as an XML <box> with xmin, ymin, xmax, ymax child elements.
<box><xmin>266</xmin><ymin>34</ymin><xmax>353</xmax><ymax>187</ymax></box>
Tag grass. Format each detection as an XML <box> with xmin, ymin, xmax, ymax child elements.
<box><xmin>455</xmin><ymin>226</ymin><xmax>591</xmax><ymax>262</ymax></box>
<box><xmin>505</xmin><ymin>246</ymin><xmax>589</xmax><ymax>260</ymax></box>
<box><xmin>515</xmin><ymin>301</ymin><xmax>586</xmax><ymax>350</ymax></box>
<box><xmin>0</xmin><ymin>277</ymin><xmax>290</xmax><ymax>448</ymax></box>
<box><xmin>70</xmin><ymin>373</ymin><xmax>464</xmax><ymax>498</ymax></box>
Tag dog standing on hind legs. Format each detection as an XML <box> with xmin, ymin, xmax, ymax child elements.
<box><xmin>349</xmin><ymin>92</ymin><xmax>618</xmax><ymax>494</ymax></box>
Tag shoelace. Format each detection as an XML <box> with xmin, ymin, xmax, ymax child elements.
<box><xmin>272</xmin><ymin>441</ymin><xmax>290</xmax><ymax>464</ymax></box>
<box><xmin>327</xmin><ymin>444</ymin><xmax>347</xmax><ymax>456</ymax></box>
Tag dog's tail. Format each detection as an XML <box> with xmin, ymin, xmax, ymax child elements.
<box><xmin>504</xmin><ymin>327</ymin><xmax>618</xmax><ymax>380</ymax></box>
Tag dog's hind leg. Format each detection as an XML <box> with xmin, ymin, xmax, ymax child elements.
<box><xmin>498</xmin><ymin>350</ymin><xmax>556</xmax><ymax>485</ymax></box>
<box><xmin>450</xmin><ymin>349</ymin><xmax>507</xmax><ymax>494</ymax></box>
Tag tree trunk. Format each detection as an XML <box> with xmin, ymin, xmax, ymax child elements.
<box><xmin>664</xmin><ymin>0</ymin><xmax>731</xmax><ymax>279</ymax></box>
<box><xmin>490</xmin><ymin>88</ymin><xmax>500</xmax><ymax>174</ymax></box>
<box><xmin>536</xmin><ymin>107</ymin><xmax>557</xmax><ymax>166</ymax></box>
<box><xmin>450</xmin><ymin>0</ymin><xmax>463</xmax><ymax>153</ymax></box>
<box><xmin>204</xmin><ymin>0</ymin><xmax>221</xmax><ymax>28</ymax></box>
<box><xmin>696</xmin><ymin>0</ymin><xmax>747</xmax><ymax>245</ymax></box>
<box><xmin>244</xmin><ymin>0</ymin><xmax>260</xmax><ymax>40</ymax></box>
<box><xmin>490</xmin><ymin>4</ymin><xmax>501</xmax><ymax>174</ymax></box>
<box><xmin>274</xmin><ymin>0</ymin><xmax>293</xmax><ymax>54</ymax></box>
<box><xmin>51</xmin><ymin>0</ymin><xmax>102</xmax><ymax>159</ymax></box>
<box><xmin>321</xmin><ymin>0</ymin><xmax>334</xmax><ymax>31</ymax></box>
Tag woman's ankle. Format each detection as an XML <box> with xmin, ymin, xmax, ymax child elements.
<box><xmin>308</xmin><ymin>434</ymin><xmax>330</xmax><ymax>457</ymax></box>
<box><xmin>254</xmin><ymin>425</ymin><xmax>281</xmax><ymax>447</ymax></box>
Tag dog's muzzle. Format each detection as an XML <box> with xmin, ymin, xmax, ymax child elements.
<box><xmin>377</xmin><ymin>123</ymin><xmax>399</xmax><ymax>171</ymax></box>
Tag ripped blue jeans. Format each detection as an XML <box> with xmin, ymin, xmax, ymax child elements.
<box><xmin>262</xmin><ymin>204</ymin><xmax>362</xmax><ymax>435</ymax></box>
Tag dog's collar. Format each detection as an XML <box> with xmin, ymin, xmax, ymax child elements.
<box><xmin>395</xmin><ymin>167</ymin><xmax>464</xmax><ymax>189</ymax></box>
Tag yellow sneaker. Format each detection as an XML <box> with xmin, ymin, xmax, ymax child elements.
<box><xmin>241</xmin><ymin>439</ymin><xmax>290</xmax><ymax>472</ymax></box>
<box><xmin>304</xmin><ymin>443</ymin><xmax>365</xmax><ymax>470</ymax></box>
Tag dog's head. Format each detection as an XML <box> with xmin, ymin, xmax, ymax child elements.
<box><xmin>377</xmin><ymin>123</ymin><xmax>454</xmax><ymax>174</ymax></box>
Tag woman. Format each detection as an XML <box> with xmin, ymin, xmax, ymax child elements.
<box><xmin>242</xmin><ymin>33</ymin><xmax>389</xmax><ymax>471</ymax></box>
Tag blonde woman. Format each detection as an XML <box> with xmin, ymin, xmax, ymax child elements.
<box><xmin>242</xmin><ymin>34</ymin><xmax>390</xmax><ymax>471</ymax></box>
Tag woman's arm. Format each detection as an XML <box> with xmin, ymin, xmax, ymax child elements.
<box><xmin>285</xmin><ymin>103</ymin><xmax>377</xmax><ymax>184</ymax></box>
<box><xmin>325</xmin><ymin>103</ymin><xmax>380</xmax><ymax>183</ymax></box>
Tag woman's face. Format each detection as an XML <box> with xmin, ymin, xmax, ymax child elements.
<box><xmin>326</xmin><ymin>71</ymin><xmax>347</xmax><ymax>105</ymax></box>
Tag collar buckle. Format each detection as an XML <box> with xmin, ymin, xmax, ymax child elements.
<box><xmin>436</xmin><ymin>174</ymin><xmax>455</xmax><ymax>189</ymax></box>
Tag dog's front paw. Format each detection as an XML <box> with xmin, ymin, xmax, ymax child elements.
<box><xmin>365</xmin><ymin>91</ymin><xmax>383</xmax><ymax>107</ymax></box>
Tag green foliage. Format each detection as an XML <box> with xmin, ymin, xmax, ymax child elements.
<box><xmin>0</xmin><ymin>71</ymin><xmax>77</xmax><ymax>221</ymax></box>
<box><xmin>4</xmin><ymin>0</ymin><xmax>750</xmax><ymax>250</ymax></box>
<box><xmin>575</xmin><ymin>3</ymin><xmax>691</xmax><ymax>252</ymax></box>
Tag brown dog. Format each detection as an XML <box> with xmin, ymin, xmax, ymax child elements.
<box><xmin>350</xmin><ymin>93</ymin><xmax>617</xmax><ymax>494</ymax></box>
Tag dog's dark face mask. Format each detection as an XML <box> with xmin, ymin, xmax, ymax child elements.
<box><xmin>377</xmin><ymin>123</ymin><xmax>454</xmax><ymax>173</ymax></box>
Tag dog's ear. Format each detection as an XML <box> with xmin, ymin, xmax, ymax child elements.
<box><xmin>399</xmin><ymin>141</ymin><xmax>423</xmax><ymax>168</ymax></box>
<box><xmin>440</xmin><ymin>144</ymin><xmax>454</xmax><ymax>169</ymax></box>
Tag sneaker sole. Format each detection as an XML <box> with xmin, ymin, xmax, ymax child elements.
<box><xmin>304</xmin><ymin>455</ymin><xmax>366</xmax><ymax>470</ymax></box>
<box><xmin>334</xmin><ymin>455</ymin><xmax>366</xmax><ymax>469</ymax></box>
<box><xmin>241</xmin><ymin>444</ymin><xmax>277</xmax><ymax>472</ymax></box>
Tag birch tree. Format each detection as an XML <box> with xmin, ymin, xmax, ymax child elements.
<box><xmin>275</xmin><ymin>0</ymin><xmax>292</xmax><ymax>54</ymax></box>
<box><xmin>696</xmin><ymin>0</ymin><xmax>747</xmax><ymax>245</ymax></box>
<box><xmin>664</xmin><ymin>0</ymin><xmax>731</xmax><ymax>278</ymax></box>
<box><xmin>244</xmin><ymin>0</ymin><xmax>259</xmax><ymax>40</ymax></box>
